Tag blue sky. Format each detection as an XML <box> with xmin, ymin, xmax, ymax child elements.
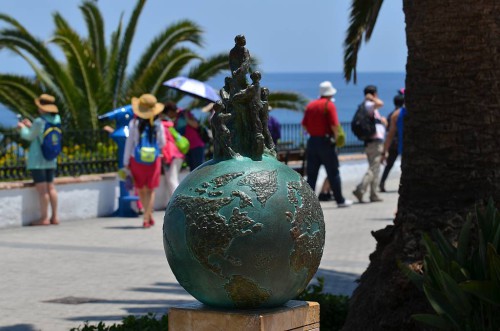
<box><xmin>0</xmin><ymin>0</ymin><xmax>406</xmax><ymax>75</ymax></box>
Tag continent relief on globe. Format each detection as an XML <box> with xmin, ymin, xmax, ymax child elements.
<box><xmin>166</xmin><ymin>164</ymin><xmax>325</xmax><ymax>308</ymax></box>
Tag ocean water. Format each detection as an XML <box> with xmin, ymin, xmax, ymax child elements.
<box><xmin>0</xmin><ymin>72</ymin><xmax>405</xmax><ymax>129</ymax></box>
<box><xmin>207</xmin><ymin>72</ymin><xmax>406</xmax><ymax>124</ymax></box>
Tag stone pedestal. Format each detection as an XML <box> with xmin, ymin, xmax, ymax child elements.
<box><xmin>168</xmin><ymin>300</ymin><xmax>319</xmax><ymax>331</ymax></box>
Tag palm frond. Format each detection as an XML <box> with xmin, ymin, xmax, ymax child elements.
<box><xmin>113</xmin><ymin>0</ymin><xmax>146</xmax><ymax>102</ymax></box>
<box><xmin>187</xmin><ymin>53</ymin><xmax>230</xmax><ymax>82</ymax></box>
<box><xmin>129</xmin><ymin>19</ymin><xmax>204</xmax><ymax>84</ymax></box>
<box><xmin>80</xmin><ymin>0</ymin><xmax>107</xmax><ymax>72</ymax></box>
<box><xmin>267</xmin><ymin>91</ymin><xmax>308</xmax><ymax>111</ymax></box>
<box><xmin>0</xmin><ymin>14</ymin><xmax>28</xmax><ymax>34</ymax></box>
<box><xmin>0</xmin><ymin>74</ymin><xmax>41</xmax><ymax>119</ymax></box>
<box><xmin>106</xmin><ymin>14</ymin><xmax>123</xmax><ymax>108</ymax></box>
<box><xmin>343</xmin><ymin>0</ymin><xmax>384</xmax><ymax>83</ymax></box>
<box><xmin>0</xmin><ymin>27</ymin><xmax>80</xmax><ymax>128</ymax></box>
<box><xmin>128</xmin><ymin>48</ymin><xmax>200</xmax><ymax>98</ymax></box>
<box><xmin>52</xmin><ymin>13</ymin><xmax>102</xmax><ymax>129</ymax></box>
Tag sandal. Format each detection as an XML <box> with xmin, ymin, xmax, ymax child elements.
<box><xmin>143</xmin><ymin>221</ymin><xmax>151</xmax><ymax>229</ymax></box>
<box><xmin>149</xmin><ymin>217</ymin><xmax>155</xmax><ymax>226</ymax></box>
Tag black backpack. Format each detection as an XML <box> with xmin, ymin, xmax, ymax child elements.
<box><xmin>351</xmin><ymin>102</ymin><xmax>376</xmax><ymax>141</ymax></box>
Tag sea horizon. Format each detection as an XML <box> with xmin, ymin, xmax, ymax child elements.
<box><xmin>0</xmin><ymin>71</ymin><xmax>406</xmax><ymax>129</ymax></box>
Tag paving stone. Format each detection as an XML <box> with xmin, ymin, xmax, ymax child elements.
<box><xmin>0</xmin><ymin>159</ymin><xmax>401</xmax><ymax>330</ymax></box>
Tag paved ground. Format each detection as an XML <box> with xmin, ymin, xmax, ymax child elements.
<box><xmin>0</xmin><ymin>158</ymin><xmax>401</xmax><ymax>331</ymax></box>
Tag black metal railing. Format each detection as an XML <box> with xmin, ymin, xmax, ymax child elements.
<box><xmin>0</xmin><ymin>130</ymin><xmax>118</xmax><ymax>181</ymax></box>
<box><xmin>278</xmin><ymin>121</ymin><xmax>365</xmax><ymax>154</ymax></box>
<box><xmin>0</xmin><ymin>122</ymin><xmax>365</xmax><ymax>181</ymax></box>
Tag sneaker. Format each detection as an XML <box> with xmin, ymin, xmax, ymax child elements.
<box><xmin>352</xmin><ymin>189</ymin><xmax>364</xmax><ymax>203</ymax></box>
<box><xmin>337</xmin><ymin>199</ymin><xmax>353</xmax><ymax>208</ymax></box>
<box><xmin>370</xmin><ymin>196</ymin><xmax>384</xmax><ymax>202</ymax></box>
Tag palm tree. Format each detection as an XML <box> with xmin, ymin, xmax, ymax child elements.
<box><xmin>341</xmin><ymin>1</ymin><xmax>500</xmax><ymax>330</ymax></box>
<box><xmin>0</xmin><ymin>0</ymin><xmax>306</xmax><ymax>133</ymax></box>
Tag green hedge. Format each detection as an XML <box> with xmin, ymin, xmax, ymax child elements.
<box><xmin>71</xmin><ymin>278</ymin><xmax>349</xmax><ymax>331</ymax></box>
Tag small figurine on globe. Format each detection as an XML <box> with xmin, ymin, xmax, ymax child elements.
<box><xmin>163</xmin><ymin>35</ymin><xmax>325</xmax><ymax>309</ymax></box>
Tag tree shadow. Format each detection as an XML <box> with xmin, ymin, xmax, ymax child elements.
<box><xmin>103</xmin><ymin>226</ymin><xmax>144</xmax><ymax>230</ymax></box>
<box><xmin>0</xmin><ymin>325</ymin><xmax>38</xmax><ymax>331</ymax></box>
<box><xmin>63</xmin><ymin>282</ymin><xmax>196</xmax><ymax>324</ymax></box>
<box><xmin>311</xmin><ymin>268</ymin><xmax>360</xmax><ymax>297</ymax></box>
<box><xmin>368</xmin><ymin>217</ymin><xmax>395</xmax><ymax>222</ymax></box>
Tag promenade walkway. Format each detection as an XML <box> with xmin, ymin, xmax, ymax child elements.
<box><xmin>0</xmin><ymin>158</ymin><xmax>401</xmax><ymax>331</ymax></box>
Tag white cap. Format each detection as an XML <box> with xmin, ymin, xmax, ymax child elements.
<box><xmin>319</xmin><ymin>81</ymin><xmax>337</xmax><ymax>97</ymax></box>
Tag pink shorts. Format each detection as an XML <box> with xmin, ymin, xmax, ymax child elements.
<box><xmin>129</xmin><ymin>157</ymin><xmax>162</xmax><ymax>189</ymax></box>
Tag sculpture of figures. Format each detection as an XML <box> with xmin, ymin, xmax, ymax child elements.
<box><xmin>221</xmin><ymin>76</ymin><xmax>232</xmax><ymax>102</ymax></box>
<box><xmin>260</xmin><ymin>87</ymin><xmax>276</xmax><ymax>156</ymax></box>
<box><xmin>232</xmin><ymin>71</ymin><xmax>264</xmax><ymax>160</ymax></box>
<box><xmin>211</xmin><ymin>101</ymin><xmax>237</xmax><ymax>160</ymax></box>
<box><xmin>228</xmin><ymin>35</ymin><xmax>250</xmax><ymax>90</ymax></box>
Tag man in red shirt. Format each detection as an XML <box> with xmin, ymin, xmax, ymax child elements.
<box><xmin>302</xmin><ymin>81</ymin><xmax>352</xmax><ymax>208</ymax></box>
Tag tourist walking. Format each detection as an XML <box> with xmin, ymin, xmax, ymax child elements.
<box><xmin>123</xmin><ymin>94</ymin><xmax>166</xmax><ymax>228</ymax></box>
<box><xmin>302</xmin><ymin>81</ymin><xmax>352</xmax><ymax>208</ymax></box>
<box><xmin>379</xmin><ymin>94</ymin><xmax>404</xmax><ymax>192</ymax></box>
<box><xmin>164</xmin><ymin>103</ymin><xmax>206</xmax><ymax>171</ymax></box>
<box><xmin>17</xmin><ymin>94</ymin><xmax>61</xmax><ymax>226</ymax></box>
<box><xmin>352</xmin><ymin>85</ymin><xmax>387</xmax><ymax>203</ymax></box>
<box><xmin>160</xmin><ymin>102</ymin><xmax>185</xmax><ymax>203</ymax></box>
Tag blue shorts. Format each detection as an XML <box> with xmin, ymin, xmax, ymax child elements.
<box><xmin>31</xmin><ymin>169</ymin><xmax>55</xmax><ymax>183</ymax></box>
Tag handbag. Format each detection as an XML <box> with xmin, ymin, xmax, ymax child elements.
<box><xmin>336</xmin><ymin>125</ymin><xmax>346</xmax><ymax>148</ymax></box>
<box><xmin>324</xmin><ymin>99</ymin><xmax>346</xmax><ymax>148</ymax></box>
<box><xmin>168</xmin><ymin>127</ymin><xmax>190</xmax><ymax>154</ymax></box>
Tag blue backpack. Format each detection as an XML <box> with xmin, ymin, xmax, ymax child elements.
<box><xmin>134</xmin><ymin>123</ymin><xmax>159</xmax><ymax>164</ymax></box>
<box><xmin>40</xmin><ymin>120</ymin><xmax>62</xmax><ymax>161</ymax></box>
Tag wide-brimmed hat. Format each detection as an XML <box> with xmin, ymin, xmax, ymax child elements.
<box><xmin>319</xmin><ymin>81</ymin><xmax>337</xmax><ymax>97</ymax></box>
<box><xmin>34</xmin><ymin>94</ymin><xmax>58</xmax><ymax>113</ymax></box>
<box><xmin>131</xmin><ymin>94</ymin><xmax>164</xmax><ymax>119</ymax></box>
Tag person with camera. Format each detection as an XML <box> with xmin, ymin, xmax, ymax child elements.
<box><xmin>352</xmin><ymin>85</ymin><xmax>387</xmax><ymax>203</ymax></box>
<box><xmin>17</xmin><ymin>94</ymin><xmax>62</xmax><ymax>226</ymax></box>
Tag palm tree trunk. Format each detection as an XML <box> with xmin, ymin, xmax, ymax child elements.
<box><xmin>342</xmin><ymin>1</ymin><xmax>500</xmax><ymax>329</ymax></box>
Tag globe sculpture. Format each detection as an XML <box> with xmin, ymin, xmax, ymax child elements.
<box><xmin>163</xmin><ymin>35</ymin><xmax>325</xmax><ymax>309</ymax></box>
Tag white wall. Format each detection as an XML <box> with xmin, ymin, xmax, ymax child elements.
<box><xmin>0</xmin><ymin>171</ymin><xmax>189</xmax><ymax>229</ymax></box>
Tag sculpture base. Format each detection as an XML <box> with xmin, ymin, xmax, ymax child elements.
<box><xmin>168</xmin><ymin>300</ymin><xmax>319</xmax><ymax>331</ymax></box>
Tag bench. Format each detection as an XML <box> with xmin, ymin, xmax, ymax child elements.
<box><xmin>277</xmin><ymin>148</ymin><xmax>306</xmax><ymax>176</ymax></box>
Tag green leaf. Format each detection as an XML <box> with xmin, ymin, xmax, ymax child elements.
<box><xmin>412</xmin><ymin>314</ymin><xmax>453</xmax><ymax>330</ymax></box>
<box><xmin>439</xmin><ymin>271</ymin><xmax>472</xmax><ymax>315</ymax></box>
<box><xmin>457</xmin><ymin>217</ymin><xmax>472</xmax><ymax>266</ymax></box>
<box><xmin>424</xmin><ymin>255</ymin><xmax>443</xmax><ymax>290</ymax></box>
<box><xmin>398</xmin><ymin>260</ymin><xmax>424</xmax><ymax>290</ymax></box>
<box><xmin>422</xmin><ymin>233</ymin><xmax>446</xmax><ymax>269</ymax></box>
<box><xmin>423</xmin><ymin>284</ymin><xmax>463</xmax><ymax>328</ymax></box>
<box><xmin>460</xmin><ymin>280</ymin><xmax>500</xmax><ymax>305</ymax></box>
<box><xmin>449</xmin><ymin>261</ymin><xmax>469</xmax><ymax>283</ymax></box>
<box><xmin>433</xmin><ymin>229</ymin><xmax>456</xmax><ymax>261</ymax></box>
<box><xmin>492</xmin><ymin>210</ymin><xmax>500</xmax><ymax>251</ymax></box>
<box><xmin>487</xmin><ymin>244</ymin><xmax>500</xmax><ymax>283</ymax></box>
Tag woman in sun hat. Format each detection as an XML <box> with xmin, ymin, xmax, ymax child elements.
<box><xmin>123</xmin><ymin>94</ymin><xmax>166</xmax><ymax>228</ymax></box>
<box><xmin>17</xmin><ymin>94</ymin><xmax>62</xmax><ymax>226</ymax></box>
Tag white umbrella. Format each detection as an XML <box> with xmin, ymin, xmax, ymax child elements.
<box><xmin>163</xmin><ymin>77</ymin><xmax>220</xmax><ymax>103</ymax></box>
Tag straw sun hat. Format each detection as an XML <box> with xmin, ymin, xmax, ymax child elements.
<box><xmin>34</xmin><ymin>94</ymin><xmax>59</xmax><ymax>113</ymax></box>
<box><xmin>131</xmin><ymin>94</ymin><xmax>164</xmax><ymax>119</ymax></box>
